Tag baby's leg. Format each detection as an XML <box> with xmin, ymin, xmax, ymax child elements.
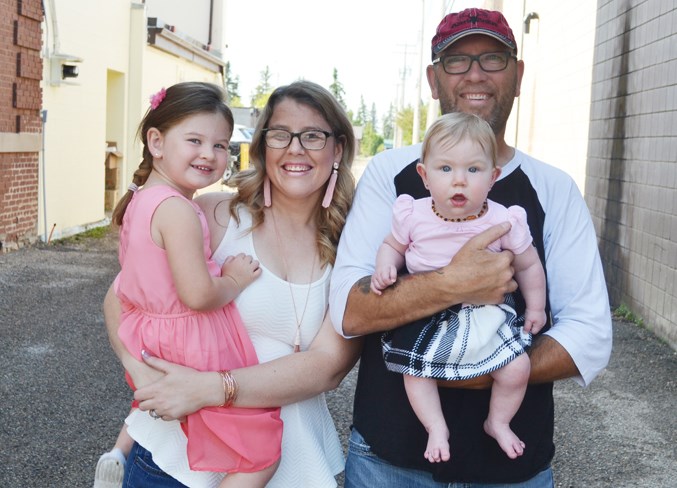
<box><xmin>218</xmin><ymin>459</ymin><xmax>279</xmax><ymax>488</ymax></box>
<box><xmin>403</xmin><ymin>374</ymin><xmax>450</xmax><ymax>463</ymax></box>
<box><xmin>484</xmin><ymin>354</ymin><xmax>531</xmax><ymax>459</ymax></box>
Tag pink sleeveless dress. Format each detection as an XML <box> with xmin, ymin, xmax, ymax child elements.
<box><xmin>116</xmin><ymin>185</ymin><xmax>282</xmax><ymax>474</ymax></box>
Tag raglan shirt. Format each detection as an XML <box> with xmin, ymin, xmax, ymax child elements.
<box><xmin>329</xmin><ymin>145</ymin><xmax>612</xmax><ymax>483</ymax></box>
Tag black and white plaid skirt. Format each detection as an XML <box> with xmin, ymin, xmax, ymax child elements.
<box><xmin>382</xmin><ymin>303</ymin><xmax>532</xmax><ymax>380</ymax></box>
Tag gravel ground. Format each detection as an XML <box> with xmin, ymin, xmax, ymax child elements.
<box><xmin>1</xmin><ymin>228</ymin><xmax>675</xmax><ymax>487</ymax></box>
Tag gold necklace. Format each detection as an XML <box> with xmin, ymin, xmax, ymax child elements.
<box><xmin>270</xmin><ymin>208</ymin><xmax>316</xmax><ymax>353</ymax></box>
<box><xmin>432</xmin><ymin>200</ymin><xmax>488</xmax><ymax>222</ymax></box>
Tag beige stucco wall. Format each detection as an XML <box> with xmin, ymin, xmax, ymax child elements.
<box><xmin>40</xmin><ymin>1</ymin><xmax>131</xmax><ymax>239</ymax></box>
<box><xmin>500</xmin><ymin>1</ymin><xmax>597</xmax><ymax>194</ymax></box>
<box><xmin>40</xmin><ymin>0</ymin><xmax>225</xmax><ymax>241</ymax></box>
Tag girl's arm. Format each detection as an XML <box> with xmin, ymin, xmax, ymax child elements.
<box><xmin>133</xmin><ymin>314</ymin><xmax>363</xmax><ymax>419</ymax></box>
<box><xmin>156</xmin><ymin>197</ymin><xmax>257</xmax><ymax>311</ymax></box>
<box><xmin>512</xmin><ymin>245</ymin><xmax>547</xmax><ymax>334</ymax></box>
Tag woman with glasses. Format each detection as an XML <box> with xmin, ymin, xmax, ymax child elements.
<box><xmin>103</xmin><ymin>80</ymin><xmax>361</xmax><ymax>487</ymax></box>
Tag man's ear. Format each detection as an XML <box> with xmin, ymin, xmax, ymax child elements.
<box><xmin>426</xmin><ymin>65</ymin><xmax>439</xmax><ymax>100</ymax></box>
<box><xmin>515</xmin><ymin>59</ymin><xmax>525</xmax><ymax>98</ymax></box>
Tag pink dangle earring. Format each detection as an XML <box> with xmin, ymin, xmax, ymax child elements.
<box><xmin>321</xmin><ymin>162</ymin><xmax>339</xmax><ymax>208</ymax></box>
<box><xmin>263</xmin><ymin>175</ymin><xmax>272</xmax><ymax>207</ymax></box>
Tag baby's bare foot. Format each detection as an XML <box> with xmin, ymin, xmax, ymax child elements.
<box><xmin>484</xmin><ymin>418</ymin><xmax>525</xmax><ymax>459</ymax></box>
<box><xmin>423</xmin><ymin>427</ymin><xmax>450</xmax><ymax>463</ymax></box>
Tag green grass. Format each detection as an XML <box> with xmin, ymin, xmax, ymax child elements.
<box><xmin>613</xmin><ymin>303</ymin><xmax>644</xmax><ymax>327</ymax></box>
<box><xmin>53</xmin><ymin>225</ymin><xmax>111</xmax><ymax>244</ymax></box>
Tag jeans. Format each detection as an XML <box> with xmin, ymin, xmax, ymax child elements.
<box><xmin>344</xmin><ymin>428</ymin><xmax>554</xmax><ymax>488</ymax></box>
<box><xmin>123</xmin><ymin>442</ymin><xmax>187</xmax><ymax>488</ymax></box>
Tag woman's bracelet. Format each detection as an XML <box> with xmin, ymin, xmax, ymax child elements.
<box><xmin>218</xmin><ymin>370</ymin><xmax>238</xmax><ymax>407</ymax></box>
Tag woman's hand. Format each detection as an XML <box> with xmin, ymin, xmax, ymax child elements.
<box><xmin>133</xmin><ymin>353</ymin><xmax>223</xmax><ymax>421</ymax></box>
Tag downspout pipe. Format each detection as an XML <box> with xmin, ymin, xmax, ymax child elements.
<box><xmin>41</xmin><ymin>110</ymin><xmax>48</xmax><ymax>242</ymax></box>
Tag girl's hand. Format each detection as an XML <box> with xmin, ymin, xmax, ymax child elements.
<box><xmin>370</xmin><ymin>265</ymin><xmax>398</xmax><ymax>295</ymax></box>
<box><xmin>523</xmin><ymin>309</ymin><xmax>547</xmax><ymax>334</ymax></box>
<box><xmin>221</xmin><ymin>253</ymin><xmax>262</xmax><ymax>293</ymax></box>
<box><xmin>125</xmin><ymin>352</ymin><xmax>166</xmax><ymax>390</ymax></box>
<box><xmin>133</xmin><ymin>353</ymin><xmax>222</xmax><ymax>421</ymax></box>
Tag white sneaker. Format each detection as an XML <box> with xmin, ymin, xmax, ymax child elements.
<box><xmin>93</xmin><ymin>450</ymin><xmax>125</xmax><ymax>488</ymax></box>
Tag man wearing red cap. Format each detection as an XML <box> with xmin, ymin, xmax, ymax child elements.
<box><xmin>330</xmin><ymin>8</ymin><xmax>612</xmax><ymax>487</ymax></box>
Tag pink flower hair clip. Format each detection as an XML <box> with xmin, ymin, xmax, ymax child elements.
<box><xmin>149</xmin><ymin>87</ymin><xmax>167</xmax><ymax>110</ymax></box>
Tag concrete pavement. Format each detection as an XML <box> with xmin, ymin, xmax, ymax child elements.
<box><xmin>1</xmin><ymin>227</ymin><xmax>675</xmax><ymax>487</ymax></box>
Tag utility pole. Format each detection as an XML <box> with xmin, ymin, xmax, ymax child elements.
<box><xmin>394</xmin><ymin>43</ymin><xmax>417</xmax><ymax>148</ymax></box>
<box><xmin>426</xmin><ymin>0</ymin><xmax>449</xmax><ymax>129</ymax></box>
<box><xmin>412</xmin><ymin>0</ymin><xmax>425</xmax><ymax>144</ymax></box>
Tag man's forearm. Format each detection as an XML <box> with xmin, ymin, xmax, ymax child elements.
<box><xmin>527</xmin><ymin>334</ymin><xmax>580</xmax><ymax>383</ymax></box>
<box><xmin>342</xmin><ymin>225</ymin><xmax>517</xmax><ymax>336</ymax></box>
<box><xmin>438</xmin><ymin>335</ymin><xmax>580</xmax><ymax>391</ymax></box>
<box><xmin>343</xmin><ymin>271</ymin><xmax>455</xmax><ymax>336</ymax></box>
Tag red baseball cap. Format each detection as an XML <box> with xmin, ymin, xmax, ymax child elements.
<box><xmin>431</xmin><ymin>8</ymin><xmax>517</xmax><ymax>60</ymax></box>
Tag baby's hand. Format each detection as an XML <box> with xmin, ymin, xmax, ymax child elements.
<box><xmin>523</xmin><ymin>308</ymin><xmax>547</xmax><ymax>334</ymax></box>
<box><xmin>221</xmin><ymin>253</ymin><xmax>261</xmax><ymax>293</ymax></box>
<box><xmin>370</xmin><ymin>265</ymin><xmax>398</xmax><ymax>295</ymax></box>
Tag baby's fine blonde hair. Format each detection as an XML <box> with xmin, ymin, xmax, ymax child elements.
<box><xmin>421</xmin><ymin>112</ymin><xmax>497</xmax><ymax>168</ymax></box>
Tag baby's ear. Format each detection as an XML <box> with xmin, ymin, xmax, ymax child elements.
<box><xmin>416</xmin><ymin>162</ymin><xmax>428</xmax><ymax>187</ymax></box>
<box><xmin>490</xmin><ymin>166</ymin><xmax>502</xmax><ymax>185</ymax></box>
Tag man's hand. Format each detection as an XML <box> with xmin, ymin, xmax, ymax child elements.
<box><xmin>342</xmin><ymin>222</ymin><xmax>517</xmax><ymax>336</ymax></box>
<box><xmin>442</xmin><ymin>222</ymin><xmax>517</xmax><ymax>305</ymax></box>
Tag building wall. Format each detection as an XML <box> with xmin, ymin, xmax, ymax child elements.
<box><xmin>38</xmin><ymin>0</ymin><xmax>226</xmax><ymax>243</ymax></box>
<box><xmin>146</xmin><ymin>0</ymin><xmax>213</xmax><ymax>46</ymax></box>
<box><xmin>493</xmin><ymin>1</ymin><xmax>676</xmax><ymax>346</ymax></box>
<box><xmin>586</xmin><ymin>0</ymin><xmax>677</xmax><ymax>348</ymax></box>
<box><xmin>500</xmin><ymin>1</ymin><xmax>597</xmax><ymax>194</ymax></box>
<box><xmin>0</xmin><ymin>0</ymin><xmax>43</xmax><ymax>251</ymax></box>
<box><xmin>40</xmin><ymin>0</ymin><xmax>132</xmax><ymax>240</ymax></box>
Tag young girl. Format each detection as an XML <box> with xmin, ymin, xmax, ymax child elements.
<box><xmin>371</xmin><ymin>112</ymin><xmax>547</xmax><ymax>463</ymax></box>
<box><xmin>111</xmin><ymin>82</ymin><xmax>282</xmax><ymax>487</ymax></box>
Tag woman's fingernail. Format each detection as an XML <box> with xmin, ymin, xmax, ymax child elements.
<box><xmin>141</xmin><ymin>349</ymin><xmax>150</xmax><ymax>359</ymax></box>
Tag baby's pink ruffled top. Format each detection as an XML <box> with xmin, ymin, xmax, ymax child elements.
<box><xmin>391</xmin><ymin>195</ymin><xmax>532</xmax><ymax>274</ymax></box>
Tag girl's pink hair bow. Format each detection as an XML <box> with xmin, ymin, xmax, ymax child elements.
<box><xmin>149</xmin><ymin>88</ymin><xmax>167</xmax><ymax>109</ymax></box>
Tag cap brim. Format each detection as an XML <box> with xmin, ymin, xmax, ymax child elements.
<box><xmin>432</xmin><ymin>30</ymin><xmax>516</xmax><ymax>58</ymax></box>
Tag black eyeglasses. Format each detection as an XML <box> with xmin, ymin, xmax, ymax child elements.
<box><xmin>432</xmin><ymin>51</ymin><xmax>517</xmax><ymax>75</ymax></box>
<box><xmin>263</xmin><ymin>129</ymin><xmax>334</xmax><ymax>151</ymax></box>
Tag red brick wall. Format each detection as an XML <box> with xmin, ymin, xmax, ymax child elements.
<box><xmin>0</xmin><ymin>0</ymin><xmax>43</xmax><ymax>251</ymax></box>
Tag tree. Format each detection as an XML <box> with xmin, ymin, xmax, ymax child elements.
<box><xmin>396</xmin><ymin>102</ymin><xmax>426</xmax><ymax>146</ymax></box>
<box><xmin>382</xmin><ymin>103</ymin><xmax>395</xmax><ymax>142</ymax></box>
<box><xmin>360</xmin><ymin>121</ymin><xmax>384</xmax><ymax>156</ymax></box>
<box><xmin>251</xmin><ymin>66</ymin><xmax>274</xmax><ymax>108</ymax></box>
<box><xmin>370</xmin><ymin>102</ymin><xmax>378</xmax><ymax>131</ymax></box>
<box><xmin>329</xmin><ymin>68</ymin><xmax>347</xmax><ymax>109</ymax></box>
<box><xmin>355</xmin><ymin>96</ymin><xmax>368</xmax><ymax>126</ymax></box>
<box><xmin>397</xmin><ymin>106</ymin><xmax>414</xmax><ymax>146</ymax></box>
<box><xmin>224</xmin><ymin>61</ymin><xmax>242</xmax><ymax>107</ymax></box>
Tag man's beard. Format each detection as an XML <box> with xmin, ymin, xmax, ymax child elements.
<box><xmin>437</xmin><ymin>78</ymin><xmax>518</xmax><ymax>136</ymax></box>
